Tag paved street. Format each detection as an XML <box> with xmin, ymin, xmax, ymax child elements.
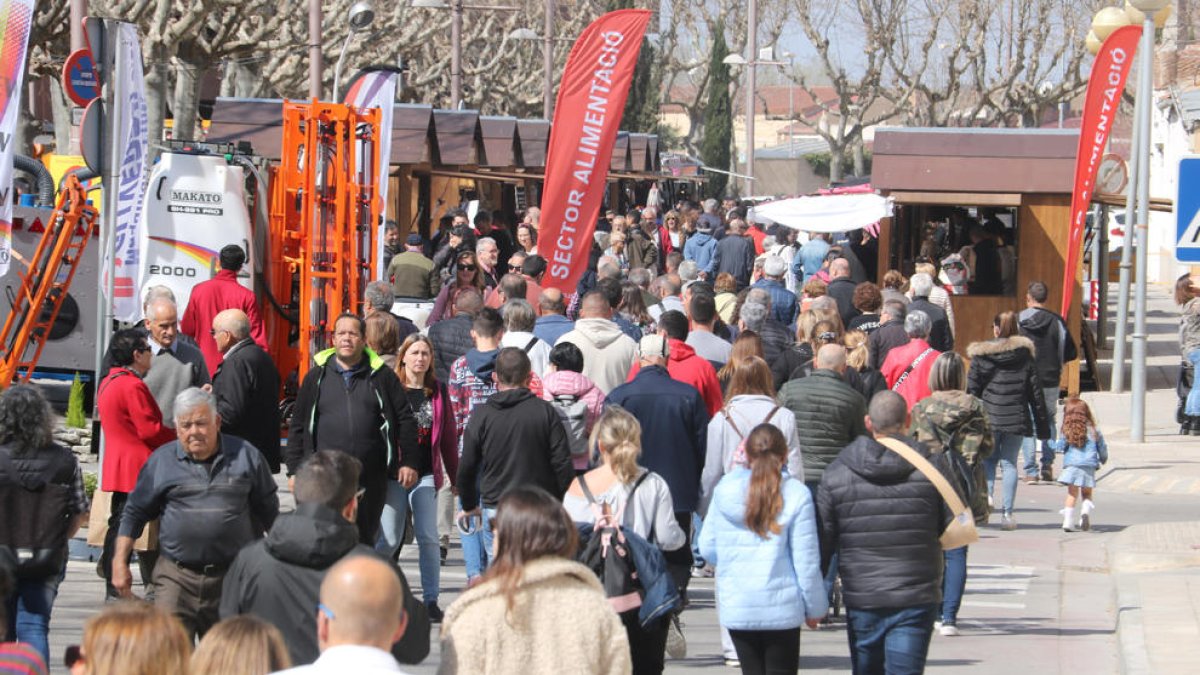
<box><xmin>39</xmin><ymin>282</ymin><xmax>1200</xmax><ymax>673</ymax></box>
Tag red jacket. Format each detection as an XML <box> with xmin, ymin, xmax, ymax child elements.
<box><xmin>627</xmin><ymin>338</ymin><xmax>723</xmax><ymax>416</ymax></box>
<box><xmin>97</xmin><ymin>368</ymin><xmax>176</xmax><ymax>493</ymax></box>
<box><xmin>881</xmin><ymin>339</ymin><xmax>941</xmax><ymax>410</ymax></box>
<box><xmin>180</xmin><ymin>269</ymin><xmax>267</xmax><ymax>376</ymax></box>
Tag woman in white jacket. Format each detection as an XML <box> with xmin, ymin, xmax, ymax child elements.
<box><xmin>701</xmin><ymin>356</ymin><xmax>804</xmax><ymax>516</ymax></box>
<box><xmin>697</xmin><ymin>355</ymin><xmax>804</xmax><ymax>668</ymax></box>
<box><xmin>563</xmin><ymin>406</ymin><xmax>687</xmax><ymax>675</ymax></box>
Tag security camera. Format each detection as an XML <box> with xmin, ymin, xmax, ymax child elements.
<box><xmin>349</xmin><ymin>1</ymin><xmax>376</xmax><ymax>31</ymax></box>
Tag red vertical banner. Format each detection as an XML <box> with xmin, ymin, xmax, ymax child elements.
<box><xmin>1062</xmin><ymin>25</ymin><xmax>1141</xmax><ymax>317</ymax></box>
<box><xmin>540</xmin><ymin>9</ymin><xmax>652</xmax><ymax>292</ymax></box>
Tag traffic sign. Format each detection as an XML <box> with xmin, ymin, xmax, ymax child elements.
<box><xmin>1178</xmin><ymin>156</ymin><xmax>1200</xmax><ymax>263</ymax></box>
<box><xmin>61</xmin><ymin>49</ymin><xmax>99</xmax><ymax>106</ymax></box>
<box><xmin>79</xmin><ymin>98</ymin><xmax>106</xmax><ymax>175</ymax></box>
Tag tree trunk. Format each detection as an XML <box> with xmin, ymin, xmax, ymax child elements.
<box><xmin>48</xmin><ymin>80</ymin><xmax>75</xmax><ymax>155</ymax></box>
<box><xmin>144</xmin><ymin>56</ymin><xmax>168</xmax><ymax>162</ymax></box>
<box><xmin>852</xmin><ymin>138</ymin><xmax>865</xmax><ymax>177</ymax></box>
<box><xmin>828</xmin><ymin>143</ymin><xmax>844</xmax><ymax>184</ymax></box>
<box><xmin>171</xmin><ymin>61</ymin><xmax>200</xmax><ymax>142</ymax></box>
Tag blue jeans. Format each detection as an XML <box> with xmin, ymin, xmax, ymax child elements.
<box><xmin>846</xmin><ymin>603</ymin><xmax>938</xmax><ymax>675</ymax></box>
<box><xmin>691</xmin><ymin>512</ymin><xmax>705</xmax><ymax>567</ymax></box>
<box><xmin>984</xmin><ymin>431</ymin><xmax>1023</xmax><ymax>514</ymax></box>
<box><xmin>941</xmin><ymin>546</ymin><xmax>968</xmax><ymax>625</ymax></box>
<box><xmin>1187</xmin><ymin>350</ymin><xmax>1200</xmax><ymax>415</ymax></box>
<box><xmin>1022</xmin><ymin>386</ymin><xmax>1059</xmax><ymax>475</ymax></box>
<box><xmin>376</xmin><ymin>475</ymin><xmax>441</xmax><ymax>603</ymax></box>
<box><xmin>457</xmin><ymin>498</ymin><xmax>488</xmax><ymax>581</ymax></box>
<box><xmin>3</xmin><ymin>567</ymin><xmax>64</xmax><ymax>665</ymax></box>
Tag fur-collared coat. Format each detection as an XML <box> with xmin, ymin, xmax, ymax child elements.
<box><xmin>438</xmin><ymin>557</ymin><xmax>631</xmax><ymax>675</ymax></box>
<box><xmin>966</xmin><ymin>335</ymin><xmax>1051</xmax><ymax>439</ymax></box>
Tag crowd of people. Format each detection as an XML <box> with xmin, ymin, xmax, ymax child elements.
<box><xmin>0</xmin><ymin>198</ymin><xmax>1096</xmax><ymax>675</ymax></box>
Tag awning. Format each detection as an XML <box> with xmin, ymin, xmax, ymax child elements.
<box><xmin>750</xmin><ymin>193</ymin><xmax>893</xmax><ymax>233</ymax></box>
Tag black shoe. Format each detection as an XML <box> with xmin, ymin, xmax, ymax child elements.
<box><xmin>426</xmin><ymin>601</ymin><xmax>444</xmax><ymax>623</ymax></box>
<box><xmin>1040</xmin><ymin>467</ymin><xmax>1054</xmax><ymax>483</ymax></box>
<box><xmin>440</xmin><ymin>545</ymin><xmax>448</xmax><ymax>566</ymax></box>
<box><xmin>1184</xmin><ymin>418</ymin><xmax>1194</xmax><ymax>435</ymax></box>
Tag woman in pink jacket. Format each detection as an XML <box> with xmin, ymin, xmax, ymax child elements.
<box><xmin>541</xmin><ymin>342</ymin><xmax>605</xmax><ymax>472</ymax></box>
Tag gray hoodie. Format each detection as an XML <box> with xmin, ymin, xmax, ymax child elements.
<box><xmin>555</xmin><ymin>318</ymin><xmax>637</xmax><ymax>395</ymax></box>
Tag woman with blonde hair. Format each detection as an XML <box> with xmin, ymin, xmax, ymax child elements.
<box><xmin>440</xmin><ymin>487</ymin><xmax>631</xmax><ymax>675</ymax></box>
<box><xmin>799</xmin><ymin>277</ymin><xmax>827</xmax><ymax>314</ymax></box>
<box><xmin>700</xmin><ymin>424</ymin><xmax>826</xmax><ymax>674</ymax></box>
<box><xmin>844</xmin><ymin>329</ymin><xmax>887</xmax><ymax>401</ymax></box>
<box><xmin>70</xmin><ymin>602</ymin><xmax>191</xmax><ymax>675</ymax></box>
<box><xmin>713</xmin><ymin>273</ymin><xmax>739</xmax><ymax>323</ymax></box>
<box><xmin>190</xmin><ymin>616</ymin><xmax>290</xmax><ymax>675</ymax></box>
<box><xmin>563</xmin><ymin>406</ymin><xmax>687</xmax><ymax>674</ymax></box>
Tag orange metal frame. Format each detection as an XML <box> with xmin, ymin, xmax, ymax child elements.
<box><xmin>266</xmin><ymin>100</ymin><xmax>380</xmax><ymax>383</ymax></box>
<box><xmin>0</xmin><ymin>175</ymin><xmax>99</xmax><ymax>386</ymax></box>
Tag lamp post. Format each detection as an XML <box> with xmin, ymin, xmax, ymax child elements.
<box><xmin>744</xmin><ymin>0</ymin><xmax>757</xmax><ymax>197</ymax></box>
<box><xmin>333</xmin><ymin>2</ymin><xmax>377</xmax><ymax>100</ymax></box>
<box><xmin>413</xmin><ymin>0</ymin><xmax>521</xmax><ymax>110</ymax></box>
<box><xmin>544</xmin><ymin>0</ymin><xmax>554</xmax><ymax>119</ymax></box>
<box><xmin>309</xmin><ymin>0</ymin><xmax>323</xmax><ymax>99</ymax></box>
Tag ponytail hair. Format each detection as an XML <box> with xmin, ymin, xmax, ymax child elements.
<box><xmin>590</xmin><ymin>405</ymin><xmax>643</xmax><ymax>484</ymax></box>
<box><xmin>744</xmin><ymin>424</ymin><xmax>787</xmax><ymax>538</ymax></box>
<box><xmin>1060</xmin><ymin>396</ymin><xmax>1095</xmax><ymax>449</ymax></box>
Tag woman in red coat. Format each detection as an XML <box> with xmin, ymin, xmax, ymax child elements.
<box><xmin>97</xmin><ymin>329</ymin><xmax>176</xmax><ymax>598</ymax></box>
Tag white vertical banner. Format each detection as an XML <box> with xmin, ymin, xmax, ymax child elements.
<box><xmin>104</xmin><ymin>22</ymin><xmax>149</xmax><ymax>322</ymax></box>
<box><xmin>0</xmin><ymin>0</ymin><xmax>36</xmax><ymax>276</ymax></box>
<box><xmin>344</xmin><ymin>68</ymin><xmax>397</xmax><ymax>276</ymax></box>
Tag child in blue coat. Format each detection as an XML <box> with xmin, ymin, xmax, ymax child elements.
<box><xmin>699</xmin><ymin>423</ymin><xmax>827</xmax><ymax>674</ymax></box>
<box><xmin>1050</xmin><ymin>397</ymin><xmax>1108</xmax><ymax>532</ymax></box>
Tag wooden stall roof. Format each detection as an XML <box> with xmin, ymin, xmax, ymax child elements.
<box><xmin>207</xmin><ymin>97</ymin><xmax>661</xmax><ymax>175</ymax></box>
<box><xmin>479</xmin><ymin>116</ymin><xmax>520</xmax><ymax>168</ymax></box>
<box><xmin>872</xmin><ymin>127</ymin><xmax>1078</xmax><ymax>195</ymax></box>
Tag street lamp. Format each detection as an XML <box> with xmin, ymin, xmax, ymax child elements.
<box><xmin>333</xmin><ymin>2</ymin><xmax>377</xmax><ymax>100</ymax></box>
<box><xmin>723</xmin><ymin>46</ymin><xmax>786</xmax><ymax>198</ymax></box>
<box><xmin>413</xmin><ymin>0</ymin><xmax>521</xmax><ymax>110</ymax></box>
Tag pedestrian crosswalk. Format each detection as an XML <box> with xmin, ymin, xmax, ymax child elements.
<box><xmin>1099</xmin><ymin>470</ymin><xmax>1200</xmax><ymax>495</ymax></box>
<box><xmin>961</xmin><ymin>563</ymin><xmax>1035</xmax><ymax>610</ymax></box>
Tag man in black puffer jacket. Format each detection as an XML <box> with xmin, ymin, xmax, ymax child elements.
<box><xmin>220</xmin><ymin>450</ymin><xmax>429</xmax><ymax>666</ymax></box>
<box><xmin>818</xmin><ymin>391</ymin><xmax>954</xmax><ymax>674</ymax></box>
<box><xmin>428</xmin><ymin>287</ymin><xmax>483</xmax><ymax>381</ymax></box>
<box><xmin>779</xmin><ymin>344</ymin><xmax>867</xmax><ymax>492</ymax></box>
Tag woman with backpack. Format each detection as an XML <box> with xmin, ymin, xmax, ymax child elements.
<box><xmin>909</xmin><ymin>352</ymin><xmax>993</xmax><ymax>637</ymax></box>
<box><xmin>541</xmin><ymin>343</ymin><xmax>605</xmax><ymax>473</ymax></box>
<box><xmin>699</xmin><ymin>424</ymin><xmax>827</xmax><ymax>675</ymax></box>
<box><xmin>563</xmin><ymin>406</ymin><xmax>687</xmax><ymax>675</ymax></box>
<box><xmin>699</xmin><ymin>356</ymin><xmax>802</xmax><ymax>667</ymax></box>
<box><xmin>439</xmin><ymin>486</ymin><xmax>631</xmax><ymax>675</ymax></box>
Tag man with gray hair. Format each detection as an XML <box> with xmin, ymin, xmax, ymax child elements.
<box><xmin>112</xmin><ymin>387</ymin><xmax>280</xmax><ymax>639</ymax></box>
<box><xmin>880</xmin><ymin>310</ymin><xmax>940</xmax><ymax>410</ymax></box>
<box><xmin>743</xmin><ymin>290</ymin><xmax>794</xmax><ymax>367</ymax></box>
<box><xmin>751</xmin><ymin>255</ymin><xmax>798</xmax><ymax>324</ymax></box>
<box><xmin>475</xmin><ymin>237</ymin><xmax>500</xmax><ymax>289</ymax></box>
<box><xmin>143</xmin><ymin>297</ymin><xmax>209</xmax><ymax>426</ymax></box>
<box><xmin>533</xmin><ymin>288</ymin><xmax>574</xmax><ymax>346</ymax></box>
<box><xmin>499</xmin><ymin>299</ymin><xmax>552</xmax><ymax>377</ymax></box>
<box><xmin>868</xmin><ymin>300</ymin><xmax>910</xmax><ymax>370</ymax></box>
<box><xmin>908</xmin><ymin>273</ymin><xmax>953</xmax><ymax>352</ymax></box>
<box><xmin>211</xmin><ymin>309</ymin><xmax>282</xmax><ymax>472</ymax></box>
<box><xmin>364</xmin><ymin>280</ymin><xmax>418</xmax><ymax>342</ymax></box>
<box><xmin>818</xmin><ymin>390</ymin><xmax>954</xmax><ymax>673</ymax></box>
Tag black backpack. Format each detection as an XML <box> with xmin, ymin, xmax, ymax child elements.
<box><xmin>0</xmin><ymin>445</ymin><xmax>75</xmax><ymax>579</ymax></box>
<box><xmin>575</xmin><ymin>471</ymin><xmax>650</xmax><ymax>614</ymax></box>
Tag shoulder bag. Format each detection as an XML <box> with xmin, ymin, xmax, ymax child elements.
<box><xmin>877</xmin><ymin>436</ymin><xmax>978</xmax><ymax>550</ymax></box>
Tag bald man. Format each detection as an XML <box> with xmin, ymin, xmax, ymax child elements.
<box><xmin>533</xmin><ymin>288</ymin><xmax>574</xmax><ymax>346</ymax></box>
<box><xmin>826</xmin><ymin>257</ymin><xmax>861</xmax><ymax>326</ymax></box>
<box><xmin>276</xmin><ymin>555</ymin><xmax>411</xmax><ymax>674</ymax></box>
<box><xmin>210</xmin><ymin>309</ymin><xmax>282</xmax><ymax>472</ymax></box>
<box><xmin>554</xmin><ymin>290</ymin><xmax>637</xmax><ymax>394</ymax></box>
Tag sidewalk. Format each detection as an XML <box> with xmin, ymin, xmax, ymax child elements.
<box><xmin>1084</xmin><ymin>282</ymin><xmax>1200</xmax><ymax>674</ymax></box>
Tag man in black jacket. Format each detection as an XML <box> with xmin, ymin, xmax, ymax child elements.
<box><xmin>826</xmin><ymin>258</ymin><xmax>861</xmax><ymax>327</ymax></box>
<box><xmin>429</xmin><ymin>287</ymin><xmax>483</xmax><ymax>382</ymax></box>
<box><xmin>868</xmin><ymin>300</ymin><xmax>910</xmax><ymax>370</ymax></box>
<box><xmin>286</xmin><ymin>313</ymin><xmax>418</xmax><ymax>545</ymax></box>
<box><xmin>712</xmin><ymin>219</ymin><xmax>756</xmax><ymax>289</ymax></box>
<box><xmin>818</xmin><ymin>391</ymin><xmax>954</xmax><ymax>674</ymax></box>
<box><xmin>457</xmin><ymin>348</ymin><xmax>574</xmax><ymax>559</ymax></box>
<box><xmin>211</xmin><ymin>309</ymin><xmax>281</xmax><ymax>472</ymax></box>
<box><xmin>779</xmin><ymin>345</ymin><xmax>867</xmax><ymax>492</ymax></box>
<box><xmin>219</xmin><ymin>450</ymin><xmax>429</xmax><ymax>666</ymax></box>
<box><xmin>908</xmin><ymin>273</ymin><xmax>953</xmax><ymax>353</ymax></box>
<box><xmin>1018</xmin><ymin>280</ymin><xmax>1077</xmax><ymax>482</ymax></box>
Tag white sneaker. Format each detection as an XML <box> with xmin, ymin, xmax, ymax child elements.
<box><xmin>724</xmin><ymin>657</ymin><xmax>741</xmax><ymax>668</ymax></box>
<box><xmin>939</xmin><ymin>624</ymin><xmax>960</xmax><ymax>637</ymax></box>
<box><xmin>691</xmin><ymin>564</ymin><xmax>714</xmax><ymax>578</ymax></box>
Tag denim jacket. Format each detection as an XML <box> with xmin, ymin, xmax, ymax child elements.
<box><xmin>575</xmin><ymin>523</ymin><xmax>680</xmax><ymax>628</ymax></box>
<box><xmin>1049</xmin><ymin>428</ymin><xmax>1108</xmax><ymax>470</ymax></box>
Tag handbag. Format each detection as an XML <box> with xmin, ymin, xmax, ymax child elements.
<box><xmin>878</xmin><ymin>437</ymin><xmax>979</xmax><ymax>550</ymax></box>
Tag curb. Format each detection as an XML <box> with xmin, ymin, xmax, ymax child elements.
<box><xmin>1114</xmin><ymin>572</ymin><xmax>1151</xmax><ymax>675</ymax></box>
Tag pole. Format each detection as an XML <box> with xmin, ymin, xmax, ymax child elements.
<box><xmin>91</xmin><ymin>22</ymin><xmax>113</xmax><ymax>398</ymax></box>
<box><xmin>1111</xmin><ymin>44</ymin><xmax>1145</xmax><ymax>394</ymax></box>
<box><xmin>451</xmin><ymin>0</ymin><xmax>463</xmax><ymax>109</ymax></box>
<box><xmin>543</xmin><ymin>0</ymin><xmax>554</xmax><ymax>119</ymax></box>
<box><xmin>333</xmin><ymin>34</ymin><xmax>352</xmax><ymax>101</ymax></box>
<box><xmin>70</xmin><ymin>0</ymin><xmax>86</xmax><ymax>51</ymax></box>
<box><xmin>1131</xmin><ymin>15</ymin><xmax>1154</xmax><ymax>442</ymax></box>
<box><xmin>744</xmin><ymin>0</ymin><xmax>757</xmax><ymax>197</ymax></box>
<box><xmin>308</xmin><ymin>0</ymin><xmax>323</xmax><ymax>100</ymax></box>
